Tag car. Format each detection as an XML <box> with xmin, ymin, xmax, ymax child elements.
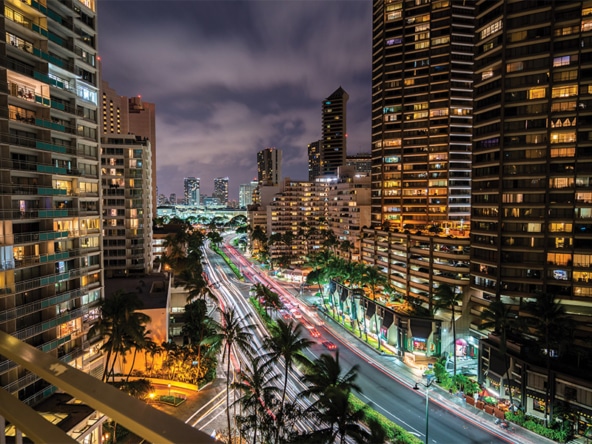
<box><xmin>280</xmin><ymin>310</ymin><xmax>292</xmax><ymax>320</ymax></box>
<box><xmin>292</xmin><ymin>310</ymin><xmax>303</xmax><ymax>319</ymax></box>
<box><xmin>322</xmin><ymin>341</ymin><xmax>337</xmax><ymax>350</ymax></box>
<box><xmin>310</xmin><ymin>329</ymin><xmax>321</xmax><ymax>338</ymax></box>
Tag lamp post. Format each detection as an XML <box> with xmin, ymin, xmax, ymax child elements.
<box><xmin>414</xmin><ymin>377</ymin><xmax>434</xmax><ymax>444</ymax></box>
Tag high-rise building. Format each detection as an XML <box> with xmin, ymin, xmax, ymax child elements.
<box><xmin>1</xmin><ymin>0</ymin><xmax>104</xmax><ymax>404</ymax></box>
<box><xmin>213</xmin><ymin>177</ymin><xmax>229</xmax><ymax>206</ymax></box>
<box><xmin>101</xmin><ymin>135</ymin><xmax>153</xmax><ymax>277</ymax></box>
<box><xmin>239</xmin><ymin>180</ymin><xmax>258</xmax><ymax>209</ymax></box>
<box><xmin>307</xmin><ymin>140</ymin><xmax>322</xmax><ymax>181</ymax></box>
<box><xmin>183</xmin><ymin>177</ymin><xmax>200</xmax><ymax>206</ymax></box>
<box><xmin>321</xmin><ymin>87</ymin><xmax>349</xmax><ymax>176</ymax></box>
<box><xmin>371</xmin><ymin>1</ymin><xmax>473</xmax><ymax>231</ymax></box>
<box><xmin>345</xmin><ymin>152</ymin><xmax>372</xmax><ymax>177</ymax></box>
<box><xmin>169</xmin><ymin>193</ymin><xmax>177</xmax><ymax>205</ymax></box>
<box><xmin>257</xmin><ymin>147</ymin><xmax>282</xmax><ymax>186</ymax></box>
<box><xmin>101</xmin><ymin>76</ymin><xmax>157</xmax><ymax>217</ymax></box>
<box><xmin>471</xmin><ymin>0</ymin><xmax>592</xmax><ymax>423</ymax></box>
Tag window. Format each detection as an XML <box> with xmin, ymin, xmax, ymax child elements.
<box><xmin>508</xmin><ymin>30</ymin><xmax>527</xmax><ymax>42</ymax></box>
<box><xmin>507</xmin><ymin>61</ymin><xmax>524</xmax><ymax>72</ymax></box>
<box><xmin>480</xmin><ymin>20</ymin><xmax>502</xmax><ymax>40</ymax></box>
<box><xmin>432</xmin><ymin>36</ymin><xmax>449</xmax><ymax>46</ymax></box>
<box><xmin>553</xmin><ymin>55</ymin><xmax>573</xmax><ymax>67</ymax></box>
<box><xmin>552</xmin><ymin>85</ymin><xmax>578</xmax><ymax>98</ymax></box>
<box><xmin>482</xmin><ymin>69</ymin><xmax>494</xmax><ymax>80</ymax></box>
<box><xmin>553</xmin><ymin>70</ymin><xmax>578</xmax><ymax>82</ymax></box>
<box><xmin>551</xmin><ymin>131</ymin><xmax>576</xmax><ymax>143</ymax></box>
<box><xmin>528</xmin><ymin>87</ymin><xmax>546</xmax><ymax>99</ymax></box>
<box><xmin>551</xmin><ymin>101</ymin><xmax>576</xmax><ymax>112</ymax></box>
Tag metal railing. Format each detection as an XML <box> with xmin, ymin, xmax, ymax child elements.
<box><xmin>0</xmin><ymin>331</ymin><xmax>216</xmax><ymax>443</ymax></box>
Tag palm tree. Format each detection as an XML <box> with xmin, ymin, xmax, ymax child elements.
<box><xmin>210</xmin><ymin>307</ymin><xmax>255</xmax><ymax>443</ymax></box>
<box><xmin>207</xmin><ymin>230</ymin><xmax>224</xmax><ymax>249</ymax></box>
<box><xmin>480</xmin><ymin>300</ymin><xmax>519</xmax><ymax>406</ymax></box>
<box><xmin>88</xmin><ymin>290</ymin><xmax>150</xmax><ymax>382</ymax></box>
<box><xmin>232</xmin><ymin>356</ymin><xmax>281</xmax><ymax>444</ymax></box>
<box><xmin>433</xmin><ymin>284</ymin><xmax>463</xmax><ymax>376</ymax></box>
<box><xmin>523</xmin><ymin>292</ymin><xmax>572</xmax><ymax>424</ymax></box>
<box><xmin>179</xmin><ymin>267</ymin><xmax>215</xmax><ymax>303</ymax></box>
<box><xmin>182</xmin><ymin>299</ymin><xmax>217</xmax><ymax>381</ymax></box>
<box><xmin>264</xmin><ymin>319</ymin><xmax>314</xmax><ymax>443</ymax></box>
<box><xmin>299</xmin><ymin>351</ymin><xmax>361</xmax><ymax>405</ymax></box>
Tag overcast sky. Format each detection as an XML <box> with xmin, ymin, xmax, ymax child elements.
<box><xmin>97</xmin><ymin>0</ymin><xmax>372</xmax><ymax>200</ymax></box>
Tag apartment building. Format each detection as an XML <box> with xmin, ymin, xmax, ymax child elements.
<box><xmin>101</xmin><ymin>134</ymin><xmax>153</xmax><ymax>278</ymax></box>
<box><xmin>0</xmin><ymin>0</ymin><xmax>104</xmax><ymax>406</ymax></box>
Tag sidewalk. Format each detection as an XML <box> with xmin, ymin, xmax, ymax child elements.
<box><xmin>290</xmin><ymin>287</ymin><xmax>561</xmax><ymax>444</ymax></box>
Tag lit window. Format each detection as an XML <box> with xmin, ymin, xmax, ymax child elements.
<box><xmin>553</xmin><ymin>55</ymin><xmax>572</xmax><ymax>67</ymax></box>
<box><xmin>415</xmin><ymin>41</ymin><xmax>430</xmax><ymax>49</ymax></box>
<box><xmin>508</xmin><ymin>30</ymin><xmax>527</xmax><ymax>42</ymax></box>
<box><xmin>482</xmin><ymin>69</ymin><xmax>494</xmax><ymax>80</ymax></box>
<box><xmin>480</xmin><ymin>20</ymin><xmax>502</xmax><ymax>40</ymax></box>
<box><xmin>583</xmin><ymin>20</ymin><xmax>592</xmax><ymax>32</ymax></box>
<box><xmin>431</xmin><ymin>36</ymin><xmax>450</xmax><ymax>46</ymax></box>
<box><xmin>551</xmin><ymin>131</ymin><xmax>577</xmax><ymax>144</ymax></box>
<box><xmin>552</xmin><ymin>85</ymin><xmax>578</xmax><ymax>98</ymax></box>
<box><xmin>507</xmin><ymin>61</ymin><xmax>524</xmax><ymax>72</ymax></box>
<box><xmin>528</xmin><ymin>87</ymin><xmax>546</xmax><ymax>99</ymax></box>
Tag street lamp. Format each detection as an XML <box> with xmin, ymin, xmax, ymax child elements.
<box><xmin>414</xmin><ymin>377</ymin><xmax>435</xmax><ymax>444</ymax></box>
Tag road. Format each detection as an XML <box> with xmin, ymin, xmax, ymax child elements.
<box><xmin>196</xmin><ymin>242</ymin><xmax>512</xmax><ymax>443</ymax></box>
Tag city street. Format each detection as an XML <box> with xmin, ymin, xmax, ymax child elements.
<box><xmin>197</xmin><ymin>242</ymin><xmax>534</xmax><ymax>444</ymax></box>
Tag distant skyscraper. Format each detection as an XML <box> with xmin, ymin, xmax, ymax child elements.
<box><xmin>239</xmin><ymin>180</ymin><xmax>258</xmax><ymax>209</ymax></box>
<box><xmin>371</xmin><ymin>1</ymin><xmax>473</xmax><ymax>231</ymax></box>
<box><xmin>101</xmin><ymin>73</ymin><xmax>157</xmax><ymax>217</ymax></box>
<box><xmin>184</xmin><ymin>177</ymin><xmax>200</xmax><ymax>205</ymax></box>
<box><xmin>169</xmin><ymin>193</ymin><xmax>177</xmax><ymax>205</ymax></box>
<box><xmin>213</xmin><ymin>177</ymin><xmax>229</xmax><ymax>206</ymax></box>
<box><xmin>257</xmin><ymin>147</ymin><xmax>282</xmax><ymax>186</ymax></box>
<box><xmin>308</xmin><ymin>140</ymin><xmax>322</xmax><ymax>181</ymax></box>
<box><xmin>321</xmin><ymin>87</ymin><xmax>349</xmax><ymax>176</ymax></box>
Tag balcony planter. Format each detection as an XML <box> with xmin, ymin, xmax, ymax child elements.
<box><xmin>465</xmin><ymin>396</ymin><xmax>475</xmax><ymax>406</ymax></box>
<box><xmin>476</xmin><ymin>400</ymin><xmax>485</xmax><ymax>410</ymax></box>
<box><xmin>484</xmin><ymin>404</ymin><xmax>495</xmax><ymax>415</ymax></box>
<box><xmin>494</xmin><ymin>407</ymin><xmax>505</xmax><ymax>419</ymax></box>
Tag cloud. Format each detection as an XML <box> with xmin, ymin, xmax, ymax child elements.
<box><xmin>98</xmin><ymin>0</ymin><xmax>371</xmax><ymax>199</ymax></box>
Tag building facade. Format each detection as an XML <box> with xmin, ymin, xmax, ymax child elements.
<box><xmin>0</xmin><ymin>0</ymin><xmax>105</xmax><ymax>403</ymax></box>
<box><xmin>239</xmin><ymin>180</ymin><xmax>257</xmax><ymax>209</ymax></box>
<box><xmin>101</xmin><ymin>135</ymin><xmax>153</xmax><ymax>278</ymax></box>
<box><xmin>100</xmin><ymin>77</ymin><xmax>156</xmax><ymax>217</ymax></box>
<box><xmin>371</xmin><ymin>0</ymin><xmax>473</xmax><ymax>232</ymax></box>
<box><xmin>321</xmin><ymin>87</ymin><xmax>349</xmax><ymax>176</ymax></box>
<box><xmin>183</xmin><ymin>177</ymin><xmax>200</xmax><ymax>206</ymax></box>
<box><xmin>307</xmin><ymin>139</ymin><xmax>322</xmax><ymax>181</ymax></box>
<box><xmin>213</xmin><ymin>177</ymin><xmax>229</xmax><ymax>206</ymax></box>
<box><xmin>257</xmin><ymin>147</ymin><xmax>282</xmax><ymax>186</ymax></box>
<box><xmin>470</xmin><ymin>0</ymin><xmax>592</xmax><ymax>426</ymax></box>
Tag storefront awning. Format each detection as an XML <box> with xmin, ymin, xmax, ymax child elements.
<box><xmin>410</xmin><ymin>319</ymin><xmax>432</xmax><ymax>339</ymax></box>
<box><xmin>365</xmin><ymin>301</ymin><xmax>376</xmax><ymax>318</ymax></box>
<box><xmin>383</xmin><ymin>310</ymin><xmax>394</xmax><ymax>328</ymax></box>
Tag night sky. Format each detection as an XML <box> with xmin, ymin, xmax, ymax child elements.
<box><xmin>97</xmin><ymin>0</ymin><xmax>372</xmax><ymax>200</ymax></box>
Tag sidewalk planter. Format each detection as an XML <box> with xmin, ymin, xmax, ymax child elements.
<box><xmin>484</xmin><ymin>404</ymin><xmax>495</xmax><ymax>415</ymax></box>
<box><xmin>476</xmin><ymin>400</ymin><xmax>485</xmax><ymax>410</ymax></box>
<box><xmin>493</xmin><ymin>407</ymin><xmax>505</xmax><ymax>419</ymax></box>
<box><xmin>465</xmin><ymin>396</ymin><xmax>475</xmax><ymax>406</ymax></box>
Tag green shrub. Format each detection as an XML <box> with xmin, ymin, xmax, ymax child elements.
<box><xmin>349</xmin><ymin>395</ymin><xmax>422</xmax><ymax>444</ymax></box>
